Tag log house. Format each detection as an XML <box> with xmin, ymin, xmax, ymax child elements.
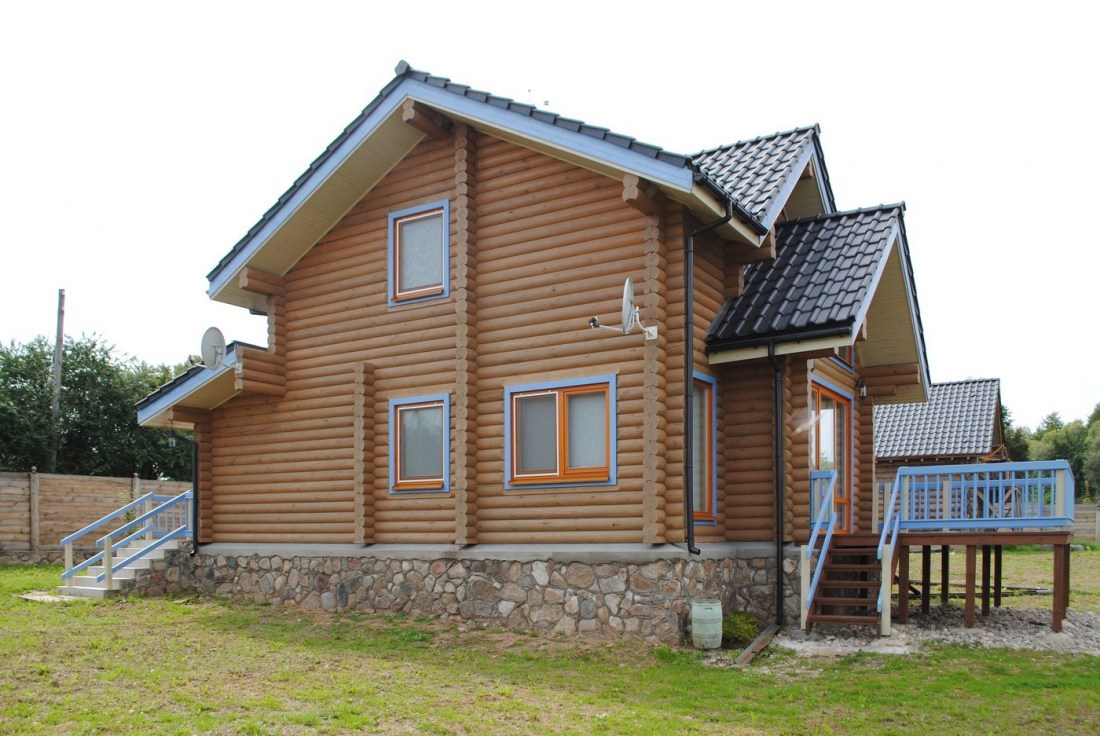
<box><xmin>135</xmin><ymin>62</ymin><xmax>933</xmax><ymax>629</ymax></box>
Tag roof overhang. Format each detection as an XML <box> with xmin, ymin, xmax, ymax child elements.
<box><xmin>707</xmin><ymin>224</ymin><xmax>931</xmax><ymax>403</ymax></box>
<box><xmin>136</xmin><ymin>344</ymin><xmax>242</xmax><ymax>428</ymax></box>
<box><xmin>207</xmin><ymin>77</ymin><xmax>761</xmax><ymax>310</ymax></box>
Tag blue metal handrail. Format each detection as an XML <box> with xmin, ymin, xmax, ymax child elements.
<box><xmin>804</xmin><ymin>470</ymin><xmax>838</xmax><ymax>614</ymax></box>
<box><xmin>61</xmin><ymin>490</ymin><xmax>192</xmax><ymax>583</ymax></box>
<box><xmin>59</xmin><ymin>492</ymin><xmax>160</xmax><ymax>548</ymax></box>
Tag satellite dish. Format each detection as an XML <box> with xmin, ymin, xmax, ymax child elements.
<box><xmin>621</xmin><ymin>278</ymin><xmax>636</xmax><ymax>334</ymax></box>
<box><xmin>586</xmin><ymin>278</ymin><xmax>657</xmax><ymax>341</ymax></box>
<box><xmin>201</xmin><ymin>327</ymin><xmax>226</xmax><ymax>368</ymax></box>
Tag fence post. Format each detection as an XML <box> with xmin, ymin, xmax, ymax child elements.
<box><xmin>29</xmin><ymin>466</ymin><xmax>40</xmax><ymax>551</ymax></box>
<box><xmin>1094</xmin><ymin>501</ymin><xmax>1099</xmax><ymax>543</ymax></box>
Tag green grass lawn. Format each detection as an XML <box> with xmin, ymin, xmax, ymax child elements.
<box><xmin>2</xmin><ymin>556</ymin><xmax>1099</xmax><ymax>735</ymax></box>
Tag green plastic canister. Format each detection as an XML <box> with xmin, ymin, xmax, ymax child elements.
<box><xmin>691</xmin><ymin>599</ymin><xmax>723</xmax><ymax>649</ymax></box>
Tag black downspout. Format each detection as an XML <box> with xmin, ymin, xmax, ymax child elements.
<box><xmin>684</xmin><ymin>200</ymin><xmax>734</xmax><ymax>555</ymax></box>
<box><xmin>164</xmin><ymin>428</ymin><xmax>199</xmax><ymax>557</ymax></box>
<box><xmin>768</xmin><ymin>343</ymin><xmax>785</xmax><ymax>625</ymax></box>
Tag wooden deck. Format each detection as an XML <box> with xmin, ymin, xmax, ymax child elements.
<box><xmin>895</xmin><ymin>530</ymin><xmax>1072</xmax><ymax>632</ymax></box>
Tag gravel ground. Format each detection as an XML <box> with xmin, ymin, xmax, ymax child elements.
<box><xmin>773</xmin><ymin>606</ymin><xmax>1100</xmax><ymax>657</ymax></box>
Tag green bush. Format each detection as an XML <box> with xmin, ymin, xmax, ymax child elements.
<box><xmin>721</xmin><ymin>612</ymin><xmax>760</xmax><ymax>649</ymax></box>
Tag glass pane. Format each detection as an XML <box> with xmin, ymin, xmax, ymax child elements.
<box><xmin>692</xmin><ymin>386</ymin><xmax>708</xmax><ymax>512</ymax></box>
<box><xmin>818</xmin><ymin>396</ymin><xmax>835</xmax><ymax>471</ymax></box>
<box><xmin>566</xmin><ymin>391</ymin><xmax>606</xmax><ymax>469</ymax></box>
<box><xmin>399</xmin><ymin>405</ymin><xmax>443</xmax><ymax>480</ymax></box>
<box><xmin>397</xmin><ymin>212</ymin><xmax>443</xmax><ymax>293</ymax></box>
<box><xmin>834</xmin><ymin>402</ymin><xmax>848</xmax><ymax>499</ymax></box>
<box><xmin>517</xmin><ymin>394</ymin><xmax>557</xmax><ymax>474</ymax></box>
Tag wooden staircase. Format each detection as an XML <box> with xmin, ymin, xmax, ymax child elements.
<box><xmin>806</xmin><ymin>533</ymin><xmax>885</xmax><ymax>630</ymax></box>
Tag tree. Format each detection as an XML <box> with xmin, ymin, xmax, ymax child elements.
<box><xmin>1085</xmin><ymin>421</ymin><xmax>1100</xmax><ymax>500</ymax></box>
<box><xmin>0</xmin><ymin>335</ymin><xmax>192</xmax><ymax>480</ymax></box>
<box><xmin>1035</xmin><ymin>411</ymin><xmax>1065</xmax><ymax>438</ymax></box>
<box><xmin>1000</xmin><ymin>405</ymin><xmax>1030</xmax><ymax>462</ymax></box>
<box><xmin>1030</xmin><ymin>419</ymin><xmax>1089</xmax><ymax>499</ymax></box>
<box><xmin>1088</xmin><ymin>402</ymin><xmax>1100</xmax><ymax>429</ymax></box>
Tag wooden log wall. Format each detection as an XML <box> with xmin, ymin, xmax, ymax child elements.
<box><xmin>205</xmin><ymin>128</ymin><xmax>686</xmax><ymax>545</ymax></box>
<box><xmin>788</xmin><ymin>359</ymin><xmax>811</xmax><ymax>542</ymax></box>
<box><xmin>717</xmin><ymin>360</ymin><xmax>776</xmax><ymax>542</ymax></box>
<box><xmin>453</xmin><ymin>124</ymin><xmax>479</xmax><ymax>545</ymax></box>
<box><xmin>472</xmin><ymin>134</ymin><xmax>649</xmax><ymax>544</ymax></box>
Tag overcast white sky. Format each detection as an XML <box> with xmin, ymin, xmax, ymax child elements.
<box><xmin>1</xmin><ymin>1</ymin><xmax>1097</xmax><ymax>429</ymax></box>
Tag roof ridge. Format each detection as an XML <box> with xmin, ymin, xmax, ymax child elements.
<box><xmin>777</xmin><ymin>202</ymin><xmax>906</xmax><ymax>228</ymax></box>
<box><xmin>690</xmin><ymin>124</ymin><xmax>820</xmax><ymax>159</ymax></box>
<box><xmin>933</xmin><ymin>378</ymin><xmax>1000</xmax><ymax>387</ymax></box>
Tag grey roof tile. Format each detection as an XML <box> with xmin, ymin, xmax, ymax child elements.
<box><xmin>693</xmin><ymin>125</ymin><xmax>835</xmax><ymax>227</ymax></box>
<box><xmin>873</xmin><ymin>379</ymin><xmax>1002</xmax><ymax>459</ymax></box>
<box><xmin>706</xmin><ymin>205</ymin><xmax>903</xmax><ymax>349</ymax></box>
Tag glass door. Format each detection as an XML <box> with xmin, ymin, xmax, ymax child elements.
<box><xmin>810</xmin><ymin>385</ymin><xmax>851</xmax><ymax>533</ymax></box>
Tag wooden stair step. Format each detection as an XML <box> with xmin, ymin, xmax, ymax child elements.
<box><xmin>806</xmin><ymin>613</ymin><xmax>880</xmax><ymax>626</ymax></box>
<box><xmin>819</xmin><ymin>579</ymin><xmax>880</xmax><ymax>589</ymax></box>
<box><xmin>824</xmin><ymin>563</ymin><xmax>880</xmax><ymax>572</ymax></box>
<box><xmin>815</xmin><ymin>597</ymin><xmax>877</xmax><ymax>608</ymax></box>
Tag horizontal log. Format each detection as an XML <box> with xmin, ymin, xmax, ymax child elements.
<box><xmin>210</xmin><ymin>532</ymin><xmax>353</xmax><ymax>543</ymax></box>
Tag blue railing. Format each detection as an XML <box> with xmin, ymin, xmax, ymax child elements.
<box><xmin>61</xmin><ymin>490</ymin><xmax>193</xmax><ymax>586</ymax></box>
<box><xmin>801</xmin><ymin>470</ymin><xmax>838</xmax><ymax>627</ymax></box>
<box><xmin>894</xmin><ymin>460</ymin><xmax>1075</xmax><ymax>531</ymax></box>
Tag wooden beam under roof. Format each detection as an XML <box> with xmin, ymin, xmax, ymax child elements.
<box><xmin>621</xmin><ymin>174</ymin><xmax>665</xmax><ymax>216</ymax></box>
<box><xmin>401</xmin><ymin>99</ymin><xmax>452</xmax><ymax>139</ymax></box>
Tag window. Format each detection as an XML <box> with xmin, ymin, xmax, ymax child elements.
<box><xmin>809</xmin><ymin>382</ymin><xmax>851</xmax><ymax>531</ymax></box>
<box><xmin>388</xmin><ymin>200</ymin><xmax>449</xmax><ymax>305</ymax></box>
<box><xmin>504</xmin><ymin>376</ymin><xmax>617</xmax><ymax>488</ymax></box>
<box><xmin>388</xmin><ymin>394</ymin><xmax>450</xmax><ymax>493</ymax></box>
<box><xmin>692</xmin><ymin>373</ymin><xmax>717</xmax><ymax>521</ymax></box>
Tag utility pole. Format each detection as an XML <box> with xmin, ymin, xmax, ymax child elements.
<box><xmin>48</xmin><ymin>289</ymin><xmax>65</xmax><ymax>473</ymax></box>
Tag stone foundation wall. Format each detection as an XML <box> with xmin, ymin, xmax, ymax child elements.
<box><xmin>129</xmin><ymin>544</ymin><xmax>803</xmax><ymax>643</ymax></box>
<box><xmin>0</xmin><ymin>546</ymin><xmax>95</xmax><ymax>566</ymax></box>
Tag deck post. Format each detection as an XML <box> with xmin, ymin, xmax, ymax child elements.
<box><xmin>981</xmin><ymin>545</ymin><xmax>991</xmax><ymax>615</ymax></box>
<box><xmin>941</xmin><ymin>545</ymin><xmax>949</xmax><ymax>605</ymax></box>
<box><xmin>872</xmin><ymin>484</ymin><xmax>880</xmax><ymax>532</ymax></box>
<box><xmin>993</xmin><ymin>545</ymin><xmax>1003</xmax><ymax>607</ymax></box>
<box><xmin>898</xmin><ymin>544</ymin><xmax>909</xmax><ymax>623</ymax></box>
<box><xmin>1052</xmin><ymin>543</ymin><xmax>1069</xmax><ymax>633</ymax></box>
<box><xmin>799</xmin><ymin>544</ymin><xmax>809</xmax><ymax>630</ymax></box>
<box><xmin>921</xmin><ymin>545</ymin><xmax>931</xmax><ymax>614</ymax></box>
<box><xmin>103</xmin><ymin>536</ymin><xmax>113</xmax><ymax>591</ymax></box>
<box><xmin>880</xmin><ymin>542</ymin><xmax>893</xmax><ymax>636</ymax></box>
<box><xmin>964</xmin><ymin>545</ymin><xmax>976</xmax><ymax>627</ymax></box>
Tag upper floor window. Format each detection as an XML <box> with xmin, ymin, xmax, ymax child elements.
<box><xmin>388</xmin><ymin>200</ymin><xmax>450</xmax><ymax>305</ymax></box>
<box><xmin>389</xmin><ymin>394</ymin><xmax>450</xmax><ymax>493</ymax></box>
<box><xmin>691</xmin><ymin>373</ymin><xmax>717</xmax><ymax>522</ymax></box>
<box><xmin>505</xmin><ymin>375</ymin><xmax>617</xmax><ymax>488</ymax></box>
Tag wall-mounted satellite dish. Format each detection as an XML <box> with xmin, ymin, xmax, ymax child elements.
<box><xmin>201</xmin><ymin>327</ymin><xmax>226</xmax><ymax>368</ymax></box>
<box><xmin>621</xmin><ymin>278</ymin><xmax>636</xmax><ymax>334</ymax></box>
<box><xmin>587</xmin><ymin>278</ymin><xmax>657</xmax><ymax>341</ymax></box>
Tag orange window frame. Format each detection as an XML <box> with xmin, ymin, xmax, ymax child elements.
<box><xmin>510</xmin><ymin>383</ymin><xmax>611</xmax><ymax>485</ymax></box>
<box><xmin>810</xmin><ymin>383</ymin><xmax>852</xmax><ymax>532</ymax></box>
<box><xmin>392</xmin><ymin>207</ymin><xmax>446</xmax><ymax>302</ymax></box>
<box><xmin>393</xmin><ymin>400</ymin><xmax>446</xmax><ymax>491</ymax></box>
<box><xmin>693</xmin><ymin>377</ymin><xmax>716</xmax><ymax>520</ymax></box>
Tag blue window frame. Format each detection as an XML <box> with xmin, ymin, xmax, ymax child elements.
<box><xmin>387</xmin><ymin>200</ymin><xmax>450</xmax><ymax>306</ymax></box>
<box><xmin>692</xmin><ymin>372</ymin><xmax>718</xmax><ymax>524</ymax></box>
<box><xmin>504</xmin><ymin>375</ymin><xmax>617</xmax><ymax>489</ymax></box>
<box><xmin>388</xmin><ymin>393</ymin><xmax>450</xmax><ymax>494</ymax></box>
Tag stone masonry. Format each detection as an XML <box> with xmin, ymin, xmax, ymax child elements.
<box><xmin>127</xmin><ymin>544</ymin><xmax>803</xmax><ymax>643</ymax></box>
